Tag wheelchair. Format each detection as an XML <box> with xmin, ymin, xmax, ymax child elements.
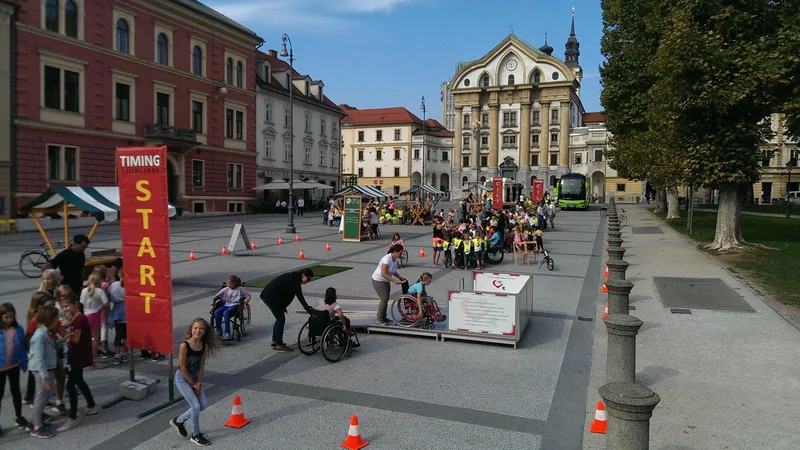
<box><xmin>297</xmin><ymin>311</ymin><xmax>359</xmax><ymax>363</ymax></box>
<box><xmin>209</xmin><ymin>282</ymin><xmax>250</xmax><ymax>342</ymax></box>
<box><xmin>389</xmin><ymin>294</ymin><xmax>447</xmax><ymax>329</ymax></box>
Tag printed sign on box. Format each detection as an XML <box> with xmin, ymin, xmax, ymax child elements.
<box><xmin>473</xmin><ymin>272</ymin><xmax>531</xmax><ymax>294</ymax></box>
<box><xmin>448</xmin><ymin>291</ymin><xmax>515</xmax><ymax>335</ymax></box>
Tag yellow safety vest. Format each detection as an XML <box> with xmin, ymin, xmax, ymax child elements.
<box><xmin>463</xmin><ymin>240</ymin><xmax>472</xmax><ymax>254</ymax></box>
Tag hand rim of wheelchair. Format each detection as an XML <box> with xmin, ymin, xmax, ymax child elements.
<box><xmin>390</xmin><ymin>294</ymin><xmax>440</xmax><ymax>329</ymax></box>
<box><xmin>298</xmin><ymin>315</ymin><xmax>353</xmax><ymax>362</ymax></box>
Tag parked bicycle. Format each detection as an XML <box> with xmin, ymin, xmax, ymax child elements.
<box><xmin>19</xmin><ymin>241</ymin><xmax>63</xmax><ymax>278</ymax></box>
<box><xmin>619</xmin><ymin>208</ymin><xmax>628</xmax><ymax>227</ymax></box>
<box><xmin>538</xmin><ymin>249</ymin><xmax>555</xmax><ymax>271</ymax></box>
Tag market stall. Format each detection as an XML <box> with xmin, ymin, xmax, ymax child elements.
<box><xmin>398</xmin><ymin>184</ymin><xmax>445</xmax><ymax>225</ymax></box>
<box><xmin>331</xmin><ymin>185</ymin><xmax>389</xmax><ymax>241</ymax></box>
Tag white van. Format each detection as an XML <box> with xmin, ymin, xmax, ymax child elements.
<box><xmin>785</xmin><ymin>191</ymin><xmax>800</xmax><ymax>203</ymax></box>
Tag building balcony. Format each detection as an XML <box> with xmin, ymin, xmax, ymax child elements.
<box><xmin>144</xmin><ymin>124</ymin><xmax>198</xmax><ymax>147</ymax></box>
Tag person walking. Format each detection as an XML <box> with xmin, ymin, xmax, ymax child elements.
<box><xmin>372</xmin><ymin>245</ymin><xmax>407</xmax><ymax>325</ymax></box>
<box><xmin>57</xmin><ymin>296</ymin><xmax>99</xmax><ymax>432</ymax></box>
<box><xmin>259</xmin><ymin>269</ymin><xmax>315</xmax><ymax>352</ymax></box>
<box><xmin>0</xmin><ymin>303</ymin><xmax>29</xmax><ymax>433</ymax></box>
<box><xmin>27</xmin><ymin>305</ymin><xmax>59</xmax><ymax>439</ymax></box>
<box><xmin>297</xmin><ymin>196</ymin><xmax>305</xmax><ymax>218</ymax></box>
<box><xmin>44</xmin><ymin>235</ymin><xmax>90</xmax><ymax>297</ymax></box>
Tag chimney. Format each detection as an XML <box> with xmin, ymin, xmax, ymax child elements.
<box><xmin>269</xmin><ymin>49</ymin><xmax>277</xmax><ymax>58</ymax></box>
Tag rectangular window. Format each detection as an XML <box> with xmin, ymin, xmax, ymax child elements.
<box><xmin>414</xmin><ymin>149</ymin><xmax>420</xmax><ymax>159</ymax></box>
<box><xmin>376</xmin><ymin>150</ymin><xmax>382</xmax><ymax>161</ymax></box>
<box><xmin>574</xmin><ymin>153</ymin><xmax>583</xmax><ymax>164</ymax></box>
<box><xmin>304</xmin><ymin>146</ymin><xmax>311</xmax><ymax>164</ymax></box>
<box><xmin>463</xmin><ymin>114</ymin><xmax>470</xmax><ymax>128</ymax></box>
<box><xmin>305</xmin><ymin>113</ymin><xmax>311</xmax><ymax>132</ymax></box>
<box><xmin>394</xmin><ymin>149</ymin><xmax>401</xmax><ymax>160</ymax></box>
<box><xmin>115</xmin><ymin>83</ymin><xmax>130</xmax><ymax>121</ymax></box>
<box><xmin>463</xmin><ymin>135</ymin><xmax>470</xmax><ymax>147</ymax></box>
<box><xmin>394</xmin><ymin>167</ymin><xmax>400</xmax><ymax>177</ymax></box>
<box><xmin>331</xmin><ymin>150</ymin><xmax>337</xmax><ymax>167</ymax></box>
<box><xmin>531</xmin><ymin>154</ymin><xmax>539</xmax><ymax>166</ymax></box>
<box><xmin>264</xmin><ymin>139</ymin><xmax>273</xmax><ymax>159</ymax></box>
<box><xmin>551</xmin><ymin>132</ymin><xmax>558</xmax><ymax>144</ymax></box>
<box><xmin>358</xmin><ymin>131</ymin><xmax>364</xmax><ymax>142</ymax></box>
<box><xmin>462</xmin><ymin>155</ymin><xmax>470</xmax><ymax>167</ymax></box>
<box><xmin>394</xmin><ymin>129</ymin><xmax>401</xmax><ymax>140</ymax></box>
<box><xmin>394</xmin><ymin>186</ymin><xmax>400</xmax><ymax>195</ymax></box>
<box><xmin>358</xmin><ymin>150</ymin><xmax>364</xmax><ymax>161</ymax></box>
<box><xmin>594</xmin><ymin>149</ymin><xmax>604</xmax><ymax>162</ymax></box>
<box><xmin>357</xmin><ymin>168</ymin><xmax>364</xmax><ymax>177</ymax></box>
<box><xmin>193</xmin><ymin>202</ymin><xmax>205</xmax><ymax>213</ymax></box>
<box><xmin>284</xmin><ymin>106</ymin><xmax>290</xmax><ymax>127</ymax></box>
<box><xmin>265</xmin><ymin>102</ymin><xmax>272</xmax><ymax>122</ymax></box>
<box><xmin>320</xmin><ymin>147</ymin><xmax>326</xmax><ymax>165</ymax></box>
<box><xmin>480</xmin><ymin>156</ymin><xmax>488</xmax><ymax>167</ymax></box>
<box><xmin>191</xmin><ymin>100</ymin><xmax>203</xmax><ymax>133</ymax></box>
<box><xmin>503</xmin><ymin>112</ymin><xmax>517</xmax><ymax>127</ymax></box>
<box><xmin>332</xmin><ymin>122</ymin><xmax>337</xmax><ymax>137</ymax></box>
<box><xmin>551</xmin><ymin>109</ymin><xmax>559</xmax><ymax>124</ymax></box>
<box><xmin>156</xmin><ymin>93</ymin><xmax>170</xmax><ymax>125</ymax></box>
<box><xmin>550</xmin><ymin>154</ymin><xmax>558</xmax><ymax>166</ymax></box>
<box><xmin>617</xmin><ymin>183</ymin><xmax>627</xmax><ymax>192</ymax></box>
<box><xmin>228</xmin><ymin>202</ymin><xmax>244</xmax><ymax>213</ymax></box>
<box><xmin>44</xmin><ymin>66</ymin><xmax>61</xmax><ymax>109</ymax></box>
<box><xmin>481</xmin><ymin>136</ymin><xmax>488</xmax><ymax>148</ymax></box>
<box><xmin>376</xmin><ymin>168</ymin><xmax>382</xmax><ymax>177</ymax></box>
<box><xmin>533</xmin><ymin>110</ymin><xmax>540</xmax><ymax>125</ymax></box>
<box><xmin>320</xmin><ymin>118</ymin><xmax>326</xmax><ymax>135</ymax></box>
<box><xmin>47</xmin><ymin>145</ymin><xmax>78</xmax><ymax>181</ymax></box>
<box><xmin>192</xmin><ymin>160</ymin><xmax>204</xmax><ymax>187</ymax></box>
<box><xmin>63</xmin><ymin>71</ymin><xmax>79</xmax><ymax>112</ymax></box>
<box><xmin>481</xmin><ymin>113</ymin><xmax>489</xmax><ymax>127</ymax></box>
<box><xmin>376</xmin><ymin>130</ymin><xmax>383</xmax><ymax>141</ymax></box>
<box><xmin>284</xmin><ymin>142</ymin><xmax>290</xmax><ymax>161</ymax></box>
<box><xmin>227</xmin><ymin>163</ymin><xmax>243</xmax><ymax>188</ymax></box>
<box><xmin>442</xmin><ymin>151</ymin><xmax>449</xmax><ymax>162</ymax></box>
<box><xmin>502</xmin><ymin>135</ymin><xmax>517</xmax><ymax>148</ymax></box>
<box><xmin>532</xmin><ymin>134</ymin><xmax>540</xmax><ymax>146</ymax></box>
<box><xmin>235</xmin><ymin>111</ymin><xmax>243</xmax><ymax>139</ymax></box>
<box><xmin>225</xmin><ymin>109</ymin><xmax>234</xmax><ymax>138</ymax></box>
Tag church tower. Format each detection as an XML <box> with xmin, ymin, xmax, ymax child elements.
<box><xmin>564</xmin><ymin>8</ymin><xmax>580</xmax><ymax>69</ymax></box>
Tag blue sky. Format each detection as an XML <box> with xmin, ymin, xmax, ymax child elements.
<box><xmin>205</xmin><ymin>0</ymin><xmax>605</xmax><ymax>120</ymax></box>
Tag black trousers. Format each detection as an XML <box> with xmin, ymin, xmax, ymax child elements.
<box><xmin>24</xmin><ymin>370</ymin><xmax>34</xmax><ymax>403</ymax></box>
<box><xmin>0</xmin><ymin>365</ymin><xmax>23</xmax><ymax>419</ymax></box>
<box><xmin>66</xmin><ymin>366</ymin><xmax>95</xmax><ymax>420</ymax></box>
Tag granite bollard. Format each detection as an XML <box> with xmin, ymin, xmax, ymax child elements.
<box><xmin>599</xmin><ymin>382</ymin><xmax>660</xmax><ymax>450</ymax></box>
<box><xmin>603</xmin><ymin>313</ymin><xmax>642</xmax><ymax>383</ymax></box>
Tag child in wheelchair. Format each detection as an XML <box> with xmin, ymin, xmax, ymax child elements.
<box><xmin>407</xmin><ymin>273</ymin><xmax>446</xmax><ymax>323</ymax></box>
<box><xmin>209</xmin><ymin>275</ymin><xmax>250</xmax><ymax>340</ymax></box>
<box><xmin>314</xmin><ymin>288</ymin><xmax>359</xmax><ymax>348</ymax></box>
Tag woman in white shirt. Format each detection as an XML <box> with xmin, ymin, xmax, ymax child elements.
<box><xmin>371</xmin><ymin>244</ymin><xmax>406</xmax><ymax>325</ymax></box>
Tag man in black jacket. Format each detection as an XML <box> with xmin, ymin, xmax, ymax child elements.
<box><xmin>260</xmin><ymin>268</ymin><xmax>315</xmax><ymax>352</ymax></box>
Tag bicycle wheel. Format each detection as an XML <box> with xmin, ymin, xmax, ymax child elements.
<box><xmin>297</xmin><ymin>320</ymin><xmax>321</xmax><ymax>355</ymax></box>
<box><xmin>321</xmin><ymin>324</ymin><xmax>350</xmax><ymax>363</ymax></box>
<box><xmin>19</xmin><ymin>251</ymin><xmax>47</xmax><ymax>278</ymax></box>
<box><xmin>485</xmin><ymin>248</ymin><xmax>504</xmax><ymax>265</ymax></box>
<box><xmin>245</xmin><ymin>303</ymin><xmax>251</xmax><ymax>324</ymax></box>
<box><xmin>546</xmin><ymin>257</ymin><xmax>554</xmax><ymax>271</ymax></box>
<box><xmin>620</xmin><ymin>216</ymin><xmax>628</xmax><ymax>227</ymax></box>
<box><xmin>399</xmin><ymin>250</ymin><xmax>408</xmax><ymax>268</ymax></box>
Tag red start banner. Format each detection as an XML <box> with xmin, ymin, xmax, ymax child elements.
<box><xmin>532</xmin><ymin>179</ymin><xmax>545</xmax><ymax>203</ymax></box>
<box><xmin>116</xmin><ymin>146</ymin><xmax>174</xmax><ymax>355</ymax></box>
<box><xmin>492</xmin><ymin>177</ymin><xmax>503</xmax><ymax>210</ymax></box>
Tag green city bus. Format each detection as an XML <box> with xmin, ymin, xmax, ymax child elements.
<box><xmin>557</xmin><ymin>173</ymin><xmax>589</xmax><ymax>210</ymax></box>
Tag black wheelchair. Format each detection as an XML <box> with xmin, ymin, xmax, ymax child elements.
<box><xmin>209</xmin><ymin>282</ymin><xmax>251</xmax><ymax>342</ymax></box>
<box><xmin>297</xmin><ymin>310</ymin><xmax>359</xmax><ymax>363</ymax></box>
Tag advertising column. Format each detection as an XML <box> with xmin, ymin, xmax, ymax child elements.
<box><xmin>116</xmin><ymin>146</ymin><xmax>174</xmax><ymax>355</ymax></box>
<box><xmin>492</xmin><ymin>177</ymin><xmax>503</xmax><ymax>209</ymax></box>
<box><xmin>532</xmin><ymin>179</ymin><xmax>545</xmax><ymax>203</ymax></box>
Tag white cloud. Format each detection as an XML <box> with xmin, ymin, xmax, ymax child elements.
<box><xmin>333</xmin><ymin>0</ymin><xmax>416</xmax><ymax>13</ymax></box>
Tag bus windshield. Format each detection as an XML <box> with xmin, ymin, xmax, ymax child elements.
<box><xmin>560</xmin><ymin>179</ymin><xmax>586</xmax><ymax>198</ymax></box>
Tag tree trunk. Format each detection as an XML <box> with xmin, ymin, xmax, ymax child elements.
<box><xmin>654</xmin><ymin>189</ymin><xmax>667</xmax><ymax>213</ymax></box>
<box><xmin>710</xmin><ymin>183</ymin><xmax>743</xmax><ymax>250</ymax></box>
<box><xmin>666</xmin><ymin>186</ymin><xmax>680</xmax><ymax>219</ymax></box>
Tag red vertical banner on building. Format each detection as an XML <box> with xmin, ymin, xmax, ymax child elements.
<box><xmin>492</xmin><ymin>177</ymin><xmax>503</xmax><ymax>210</ymax></box>
<box><xmin>532</xmin><ymin>179</ymin><xmax>545</xmax><ymax>203</ymax></box>
<box><xmin>116</xmin><ymin>146</ymin><xmax>174</xmax><ymax>355</ymax></box>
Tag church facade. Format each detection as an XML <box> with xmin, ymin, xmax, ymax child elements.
<box><xmin>449</xmin><ymin>15</ymin><xmax>584</xmax><ymax>197</ymax></box>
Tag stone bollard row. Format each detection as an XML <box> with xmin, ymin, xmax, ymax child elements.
<box><xmin>599</xmin><ymin>382</ymin><xmax>660</xmax><ymax>450</ymax></box>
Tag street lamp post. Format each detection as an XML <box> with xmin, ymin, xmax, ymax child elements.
<box><xmin>472</xmin><ymin>121</ymin><xmax>481</xmax><ymax>201</ymax></box>
<box><xmin>280</xmin><ymin>33</ymin><xmax>296</xmax><ymax>233</ymax></box>
<box><xmin>420</xmin><ymin>96</ymin><xmax>426</xmax><ymax>187</ymax></box>
<box><xmin>786</xmin><ymin>161</ymin><xmax>794</xmax><ymax>218</ymax></box>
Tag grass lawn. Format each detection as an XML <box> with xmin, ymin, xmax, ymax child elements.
<box><xmin>247</xmin><ymin>265</ymin><xmax>352</xmax><ymax>288</ymax></box>
<box><xmin>695</xmin><ymin>203</ymin><xmax>797</xmax><ymax>215</ymax></box>
<box><xmin>655</xmin><ymin>210</ymin><xmax>800</xmax><ymax>307</ymax></box>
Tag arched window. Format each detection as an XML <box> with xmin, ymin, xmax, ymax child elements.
<box><xmin>550</xmin><ymin>175</ymin><xmax>557</xmax><ymax>187</ymax></box>
<box><xmin>157</xmin><ymin>33</ymin><xmax>169</xmax><ymax>65</ymax></box>
<box><xmin>480</xmin><ymin>176</ymin><xmax>487</xmax><ymax>183</ymax></box>
<box><xmin>508</xmin><ymin>74</ymin><xmax>515</xmax><ymax>85</ymax></box>
<box><xmin>116</xmin><ymin>19</ymin><xmax>129</xmax><ymax>53</ymax></box>
<box><xmin>192</xmin><ymin>46</ymin><xmax>202</xmax><ymax>76</ymax></box>
<box><xmin>226</xmin><ymin>58</ymin><xmax>233</xmax><ymax>84</ymax></box>
<box><xmin>461</xmin><ymin>176</ymin><xmax>468</xmax><ymax>186</ymax></box>
<box><xmin>532</xmin><ymin>70</ymin><xmax>541</xmax><ymax>84</ymax></box>
<box><xmin>45</xmin><ymin>0</ymin><xmax>59</xmax><ymax>32</ymax></box>
<box><xmin>236</xmin><ymin>61</ymin><xmax>243</xmax><ymax>87</ymax></box>
<box><xmin>65</xmin><ymin>0</ymin><xmax>78</xmax><ymax>38</ymax></box>
<box><xmin>481</xmin><ymin>75</ymin><xmax>489</xmax><ymax>88</ymax></box>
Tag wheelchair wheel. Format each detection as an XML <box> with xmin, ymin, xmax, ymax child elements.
<box><xmin>244</xmin><ymin>303</ymin><xmax>251</xmax><ymax>324</ymax></box>
<box><xmin>321</xmin><ymin>323</ymin><xmax>350</xmax><ymax>363</ymax></box>
<box><xmin>546</xmin><ymin>257</ymin><xmax>554</xmax><ymax>271</ymax></box>
<box><xmin>239</xmin><ymin>313</ymin><xmax>247</xmax><ymax>336</ymax></box>
<box><xmin>399</xmin><ymin>249</ymin><xmax>409</xmax><ymax>268</ymax></box>
<box><xmin>297</xmin><ymin>320</ymin><xmax>321</xmax><ymax>355</ymax></box>
<box><xmin>390</xmin><ymin>295</ymin><xmax>422</xmax><ymax>328</ymax></box>
<box><xmin>234</xmin><ymin>328</ymin><xmax>242</xmax><ymax>342</ymax></box>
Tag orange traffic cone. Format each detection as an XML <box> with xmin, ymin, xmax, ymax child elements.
<box><xmin>589</xmin><ymin>400</ymin><xmax>608</xmax><ymax>434</ymax></box>
<box><xmin>295</xmin><ymin>233</ymin><xmax>301</xmax><ymax>242</ymax></box>
<box><xmin>278</xmin><ymin>236</ymin><xmax>284</xmax><ymax>245</ymax></box>
<box><xmin>251</xmin><ymin>241</ymin><xmax>257</xmax><ymax>250</ymax></box>
<box><xmin>602</xmin><ymin>302</ymin><xmax>609</xmax><ymax>318</ymax></box>
<box><xmin>298</xmin><ymin>249</ymin><xmax>305</xmax><ymax>259</ymax></box>
<box><xmin>188</xmin><ymin>251</ymin><xmax>196</xmax><ymax>261</ymax></box>
<box><xmin>419</xmin><ymin>247</ymin><xmax>426</xmax><ymax>257</ymax></box>
<box><xmin>326</xmin><ymin>242</ymin><xmax>332</xmax><ymax>252</ymax></box>
<box><xmin>221</xmin><ymin>245</ymin><xmax>228</xmax><ymax>255</ymax></box>
<box><xmin>601</xmin><ymin>283</ymin><xmax>608</xmax><ymax>293</ymax></box>
<box><xmin>223</xmin><ymin>395</ymin><xmax>251</xmax><ymax>428</ymax></box>
<box><xmin>604</xmin><ymin>265</ymin><xmax>609</xmax><ymax>277</ymax></box>
<box><xmin>340</xmin><ymin>415</ymin><xmax>368</xmax><ymax>450</ymax></box>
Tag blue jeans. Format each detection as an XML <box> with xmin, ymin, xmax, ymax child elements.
<box><xmin>266</xmin><ymin>303</ymin><xmax>286</xmax><ymax>345</ymax></box>
<box><xmin>175</xmin><ymin>370</ymin><xmax>206</xmax><ymax>436</ymax></box>
<box><xmin>214</xmin><ymin>305</ymin><xmax>238</xmax><ymax>334</ymax></box>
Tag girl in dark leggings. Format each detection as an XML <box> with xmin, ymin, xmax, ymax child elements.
<box><xmin>57</xmin><ymin>296</ymin><xmax>99</xmax><ymax>432</ymax></box>
<box><xmin>0</xmin><ymin>303</ymin><xmax>29</xmax><ymax>430</ymax></box>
